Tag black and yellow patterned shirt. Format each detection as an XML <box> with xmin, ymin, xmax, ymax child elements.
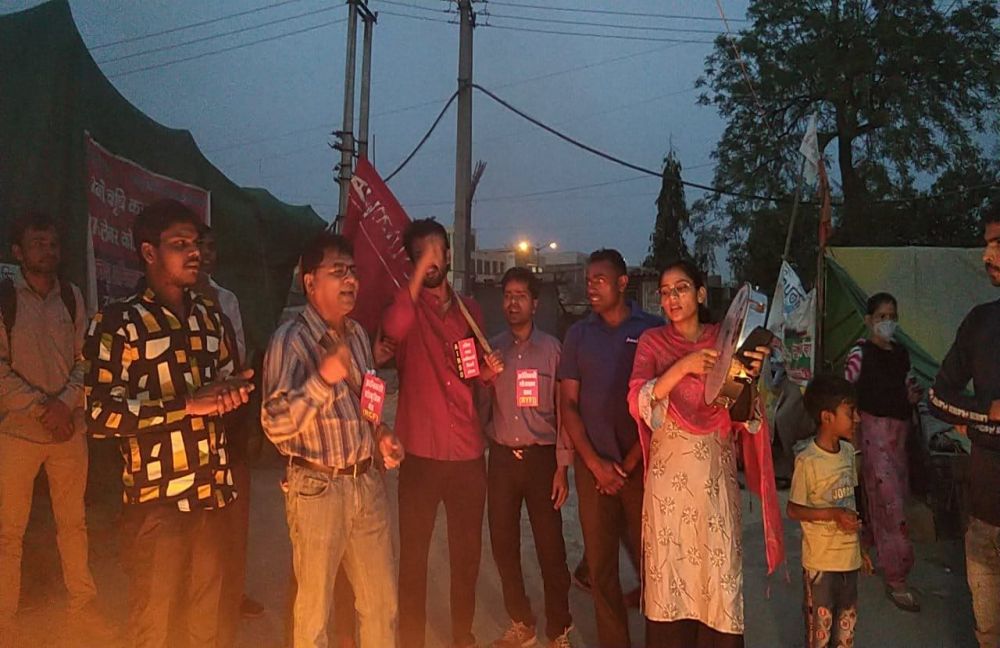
<box><xmin>84</xmin><ymin>287</ymin><xmax>237</xmax><ymax>511</ymax></box>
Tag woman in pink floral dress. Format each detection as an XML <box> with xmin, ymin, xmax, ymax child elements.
<box><xmin>627</xmin><ymin>260</ymin><xmax>784</xmax><ymax>648</ymax></box>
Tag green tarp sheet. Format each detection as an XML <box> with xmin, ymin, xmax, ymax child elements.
<box><xmin>823</xmin><ymin>246</ymin><xmax>997</xmax><ymax>385</ymax></box>
<box><xmin>0</xmin><ymin>0</ymin><xmax>327</xmax><ymax>357</ymax></box>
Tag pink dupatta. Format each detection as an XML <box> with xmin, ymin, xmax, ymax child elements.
<box><xmin>627</xmin><ymin>323</ymin><xmax>785</xmax><ymax>575</ymax></box>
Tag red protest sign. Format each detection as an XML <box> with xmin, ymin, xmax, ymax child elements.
<box><xmin>360</xmin><ymin>373</ymin><xmax>387</xmax><ymax>424</ymax></box>
<box><xmin>85</xmin><ymin>134</ymin><xmax>210</xmax><ymax>306</ymax></box>
<box><xmin>454</xmin><ymin>337</ymin><xmax>480</xmax><ymax>379</ymax></box>
<box><xmin>342</xmin><ymin>158</ymin><xmax>414</xmax><ymax>336</ymax></box>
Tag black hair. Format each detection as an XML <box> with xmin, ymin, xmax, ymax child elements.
<box><xmin>587</xmin><ymin>248</ymin><xmax>627</xmax><ymax>277</ymax></box>
<box><xmin>10</xmin><ymin>212</ymin><xmax>58</xmax><ymax>247</ymax></box>
<box><xmin>299</xmin><ymin>231</ymin><xmax>354</xmax><ymax>277</ymax></box>
<box><xmin>660</xmin><ymin>258</ymin><xmax>712</xmax><ymax>323</ymax></box>
<box><xmin>403</xmin><ymin>218</ymin><xmax>449</xmax><ymax>260</ymax></box>
<box><xmin>197</xmin><ymin>222</ymin><xmax>214</xmax><ymax>238</ymax></box>
<box><xmin>984</xmin><ymin>200</ymin><xmax>1000</xmax><ymax>226</ymax></box>
<box><xmin>865</xmin><ymin>291</ymin><xmax>897</xmax><ymax>315</ymax></box>
<box><xmin>133</xmin><ymin>199</ymin><xmax>201</xmax><ymax>263</ymax></box>
<box><xmin>803</xmin><ymin>373</ymin><xmax>856</xmax><ymax>426</ymax></box>
<box><xmin>501</xmin><ymin>266</ymin><xmax>540</xmax><ymax>299</ymax></box>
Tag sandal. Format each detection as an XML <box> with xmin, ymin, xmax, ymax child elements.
<box><xmin>886</xmin><ymin>586</ymin><xmax>921</xmax><ymax>612</ymax></box>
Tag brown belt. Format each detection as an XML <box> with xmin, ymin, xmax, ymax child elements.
<box><xmin>290</xmin><ymin>456</ymin><xmax>372</xmax><ymax>477</ymax></box>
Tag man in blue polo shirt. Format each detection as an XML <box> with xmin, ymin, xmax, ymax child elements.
<box><xmin>558</xmin><ymin>249</ymin><xmax>662</xmax><ymax>648</ymax></box>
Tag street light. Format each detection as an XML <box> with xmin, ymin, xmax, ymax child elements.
<box><xmin>516</xmin><ymin>240</ymin><xmax>557</xmax><ymax>254</ymax></box>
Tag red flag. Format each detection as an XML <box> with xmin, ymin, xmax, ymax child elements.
<box><xmin>817</xmin><ymin>157</ymin><xmax>832</xmax><ymax>248</ymax></box>
<box><xmin>342</xmin><ymin>159</ymin><xmax>413</xmax><ymax>335</ymax></box>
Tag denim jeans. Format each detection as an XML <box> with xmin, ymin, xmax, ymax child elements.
<box><xmin>967</xmin><ymin>516</ymin><xmax>1000</xmax><ymax>648</ymax></box>
<box><xmin>285</xmin><ymin>463</ymin><xmax>398</xmax><ymax>648</ymax></box>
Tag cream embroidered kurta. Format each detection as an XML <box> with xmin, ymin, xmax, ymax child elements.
<box><xmin>638</xmin><ymin>381</ymin><xmax>744</xmax><ymax>634</ymax></box>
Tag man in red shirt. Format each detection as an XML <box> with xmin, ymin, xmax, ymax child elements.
<box><xmin>382</xmin><ymin>218</ymin><xmax>502</xmax><ymax>648</ymax></box>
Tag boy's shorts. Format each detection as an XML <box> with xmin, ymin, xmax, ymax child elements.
<box><xmin>803</xmin><ymin>568</ymin><xmax>858</xmax><ymax>648</ymax></box>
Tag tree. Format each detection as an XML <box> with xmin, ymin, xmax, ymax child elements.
<box><xmin>694</xmin><ymin>0</ymin><xmax>1000</xmax><ymax>287</ymax></box>
<box><xmin>644</xmin><ymin>151</ymin><xmax>692</xmax><ymax>269</ymax></box>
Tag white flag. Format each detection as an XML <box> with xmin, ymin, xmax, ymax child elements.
<box><xmin>799</xmin><ymin>113</ymin><xmax>820</xmax><ymax>187</ymax></box>
<box><xmin>766</xmin><ymin>261</ymin><xmax>807</xmax><ymax>337</ymax></box>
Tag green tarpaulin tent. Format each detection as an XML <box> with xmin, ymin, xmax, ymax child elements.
<box><xmin>823</xmin><ymin>246</ymin><xmax>998</xmax><ymax>385</ymax></box>
<box><xmin>0</xmin><ymin>0</ymin><xmax>327</xmax><ymax>356</ymax></box>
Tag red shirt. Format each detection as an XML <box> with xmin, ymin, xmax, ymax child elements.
<box><xmin>382</xmin><ymin>286</ymin><xmax>487</xmax><ymax>461</ymax></box>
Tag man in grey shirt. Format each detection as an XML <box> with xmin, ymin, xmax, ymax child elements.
<box><xmin>486</xmin><ymin>267</ymin><xmax>574</xmax><ymax>648</ymax></box>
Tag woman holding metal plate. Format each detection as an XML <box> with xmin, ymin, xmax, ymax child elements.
<box><xmin>626</xmin><ymin>259</ymin><xmax>785</xmax><ymax>648</ymax></box>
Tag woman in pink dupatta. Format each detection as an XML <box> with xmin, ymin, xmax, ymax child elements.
<box><xmin>627</xmin><ymin>260</ymin><xmax>784</xmax><ymax>648</ymax></box>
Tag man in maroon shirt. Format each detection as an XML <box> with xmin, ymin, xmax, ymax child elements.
<box><xmin>382</xmin><ymin>219</ymin><xmax>503</xmax><ymax>648</ymax></box>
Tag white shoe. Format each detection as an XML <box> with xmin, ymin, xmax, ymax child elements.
<box><xmin>491</xmin><ymin>620</ymin><xmax>537</xmax><ymax>648</ymax></box>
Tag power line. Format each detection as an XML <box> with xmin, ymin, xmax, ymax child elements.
<box><xmin>384</xmin><ymin>91</ymin><xmax>460</xmax><ymax>182</ymax></box>
<box><xmin>471</xmin><ymin>83</ymin><xmax>798</xmax><ymax>203</ymax></box>
<box><xmin>483</xmin><ymin>11</ymin><xmax>723</xmax><ymax>35</ymax></box>
<box><xmin>483</xmin><ymin>1</ymin><xmax>747</xmax><ymax>23</ymax></box>
<box><xmin>377</xmin><ymin>9</ymin><xmax>454</xmax><ymax>24</ymax></box>
<box><xmin>481</xmin><ymin>23</ymin><xmax>715</xmax><ymax>44</ymax></box>
<box><xmin>210</xmin><ymin>41</ymin><xmax>681</xmax><ymax>157</ymax></box>
<box><xmin>107</xmin><ymin>17</ymin><xmax>346</xmax><ymax>78</ymax></box>
<box><xmin>90</xmin><ymin>0</ymin><xmax>310</xmax><ymax>50</ymax></box>
<box><xmin>97</xmin><ymin>4</ymin><xmax>340</xmax><ymax>64</ymax></box>
<box><xmin>375</xmin><ymin>0</ymin><xmax>455</xmax><ymax>14</ymax></box>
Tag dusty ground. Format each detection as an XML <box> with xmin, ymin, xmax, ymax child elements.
<box><xmin>5</xmin><ymin>391</ymin><xmax>980</xmax><ymax>647</ymax></box>
<box><xmin>8</xmin><ymin>459</ymin><xmax>979</xmax><ymax>648</ymax></box>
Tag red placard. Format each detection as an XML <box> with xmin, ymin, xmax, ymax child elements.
<box><xmin>454</xmin><ymin>337</ymin><xmax>480</xmax><ymax>379</ymax></box>
<box><xmin>360</xmin><ymin>373</ymin><xmax>386</xmax><ymax>424</ymax></box>
<box><xmin>516</xmin><ymin>369</ymin><xmax>539</xmax><ymax>408</ymax></box>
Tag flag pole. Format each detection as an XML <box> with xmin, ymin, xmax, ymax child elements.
<box><xmin>782</xmin><ymin>157</ymin><xmax>807</xmax><ymax>261</ymax></box>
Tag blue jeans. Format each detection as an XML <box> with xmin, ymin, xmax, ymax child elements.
<box><xmin>285</xmin><ymin>463</ymin><xmax>398</xmax><ymax>648</ymax></box>
<box><xmin>967</xmin><ymin>516</ymin><xmax>1000</xmax><ymax>648</ymax></box>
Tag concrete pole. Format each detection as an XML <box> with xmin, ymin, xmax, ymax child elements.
<box><xmin>358</xmin><ymin>5</ymin><xmax>375</xmax><ymax>160</ymax></box>
<box><xmin>452</xmin><ymin>0</ymin><xmax>474</xmax><ymax>294</ymax></box>
<box><xmin>336</xmin><ymin>0</ymin><xmax>359</xmax><ymax>229</ymax></box>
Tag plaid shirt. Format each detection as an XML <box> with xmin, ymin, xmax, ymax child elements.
<box><xmin>84</xmin><ymin>287</ymin><xmax>237</xmax><ymax>511</ymax></box>
<box><xmin>261</xmin><ymin>305</ymin><xmax>375</xmax><ymax>469</ymax></box>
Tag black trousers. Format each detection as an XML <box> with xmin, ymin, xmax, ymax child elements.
<box><xmin>574</xmin><ymin>456</ymin><xmax>644</xmax><ymax>648</ymax></box>
<box><xmin>398</xmin><ymin>454</ymin><xmax>487</xmax><ymax>648</ymax></box>
<box><xmin>487</xmin><ymin>443</ymin><xmax>572</xmax><ymax>641</ymax></box>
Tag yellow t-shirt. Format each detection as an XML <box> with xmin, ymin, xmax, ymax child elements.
<box><xmin>789</xmin><ymin>440</ymin><xmax>862</xmax><ymax>572</ymax></box>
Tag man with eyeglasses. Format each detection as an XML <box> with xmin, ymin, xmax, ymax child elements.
<box><xmin>558</xmin><ymin>248</ymin><xmax>662</xmax><ymax>648</ymax></box>
<box><xmin>262</xmin><ymin>232</ymin><xmax>403</xmax><ymax>647</ymax></box>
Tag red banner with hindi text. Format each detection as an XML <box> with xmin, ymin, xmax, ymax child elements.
<box><xmin>85</xmin><ymin>134</ymin><xmax>210</xmax><ymax>306</ymax></box>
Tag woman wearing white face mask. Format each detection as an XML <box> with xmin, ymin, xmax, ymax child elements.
<box><xmin>843</xmin><ymin>292</ymin><xmax>923</xmax><ymax>613</ymax></box>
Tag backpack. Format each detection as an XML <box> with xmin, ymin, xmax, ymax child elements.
<box><xmin>0</xmin><ymin>277</ymin><xmax>77</xmax><ymax>345</ymax></box>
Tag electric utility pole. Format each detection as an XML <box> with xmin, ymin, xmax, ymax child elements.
<box><xmin>358</xmin><ymin>3</ymin><xmax>376</xmax><ymax>160</ymax></box>
<box><xmin>335</xmin><ymin>0</ymin><xmax>359</xmax><ymax>229</ymax></box>
<box><xmin>452</xmin><ymin>0</ymin><xmax>475</xmax><ymax>294</ymax></box>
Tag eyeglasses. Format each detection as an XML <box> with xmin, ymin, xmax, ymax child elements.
<box><xmin>658</xmin><ymin>281</ymin><xmax>694</xmax><ymax>299</ymax></box>
<box><xmin>318</xmin><ymin>262</ymin><xmax>358</xmax><ymax>279</ymax></box>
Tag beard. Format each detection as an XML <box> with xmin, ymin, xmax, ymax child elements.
<box><xmin>423</xmin><ymin>264</ymin><xmax>449</xmax><ymax>289</ymax></box>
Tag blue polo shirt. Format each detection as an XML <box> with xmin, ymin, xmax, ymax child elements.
<box><xmin>557</xmin><ymin>301</ymin><xmax>663</xmax><ymax>463</ymax></box>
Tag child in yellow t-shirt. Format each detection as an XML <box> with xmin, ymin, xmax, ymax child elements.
<box><xmin>788</xmin><ymin>374</ymin><xmax>873</xmax><ymax>648</ymax></box>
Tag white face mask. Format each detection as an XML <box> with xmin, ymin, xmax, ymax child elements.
<box><xmin>874</xmin><ymin>320</ymin><xmax>898</xmax><ymax>340</ymax></box>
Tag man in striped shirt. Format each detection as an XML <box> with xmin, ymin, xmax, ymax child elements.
<box><xmin>262</xmin><ymin>232</ymin><xmax>403</xmax><ymax>648</ymax></box>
